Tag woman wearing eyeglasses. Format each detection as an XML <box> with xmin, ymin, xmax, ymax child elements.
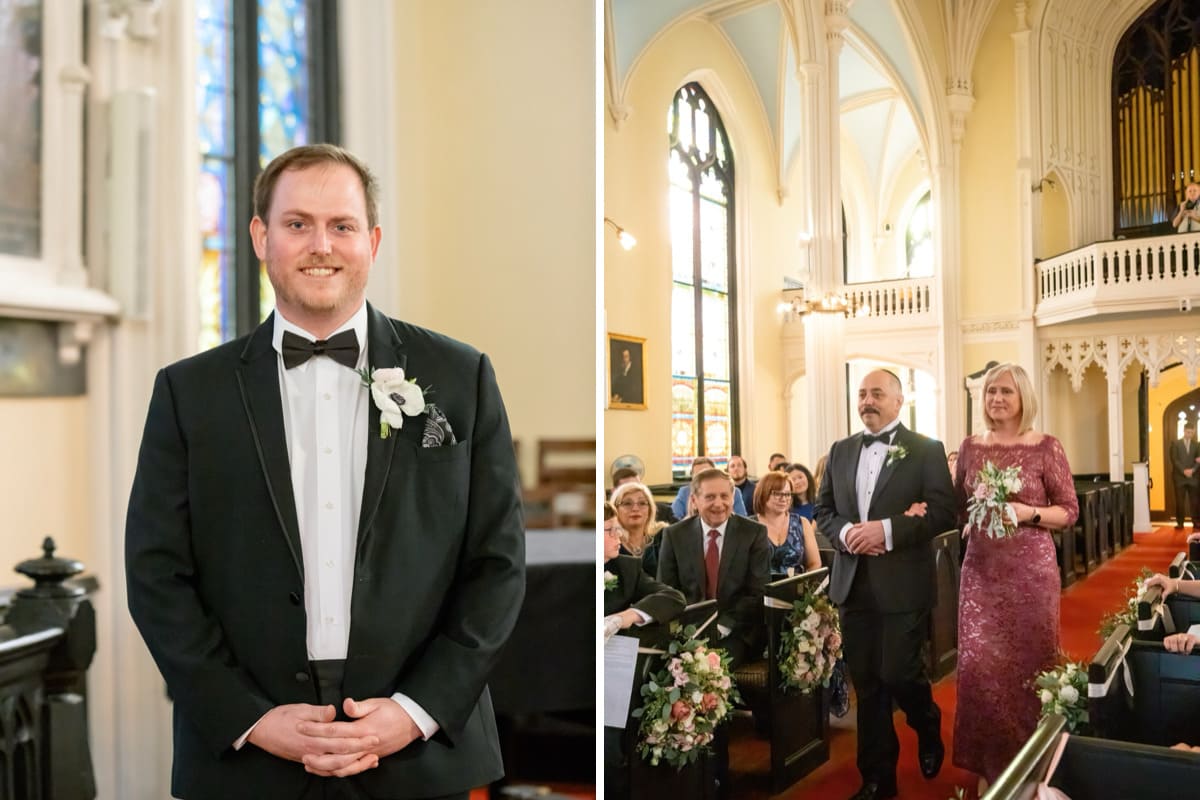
<box><xmin>753</xmin><ymin>471</ymin><xmax>821</xmax><ymax>575</ymax></box>
<box><xmin>610</xmin><ymin>481</ymin><xmax>666</xmax><ymax>577</ymax></box>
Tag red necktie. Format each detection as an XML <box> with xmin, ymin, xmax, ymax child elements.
<box><xmin>705</xmin><ymin>529</ymin><xmax>720</xmax><ymax>600</ymax></box>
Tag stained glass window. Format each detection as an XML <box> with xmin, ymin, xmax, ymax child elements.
<box><xmin>197</xmin><ymin>1</ymin><xmax>335</xmax><ymax>351</ymax></box>
<box><xmin>0</xmin><ymin>0</ymin><xmax>42</xmax><ymax>259</ymax></box>
<box><xmin>668</xmin><ymin>83</ymin><xmax>738</xmax><ymax>478</ymax></box>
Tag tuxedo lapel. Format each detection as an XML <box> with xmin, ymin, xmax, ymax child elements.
<box><xmin>236</xmin><ymin>317</ymin><xmax>303</xmax><ymax>577</ymax></box>
<box><xmin>870</xmin><ymin>424</ymin><xmax>907</xmax><ymax>504</ymax></box>
<box><xmin>842</xmin><ymin>435</ymin><xmax>864</xmax><ymax>519</ymax></box>
<box><xmin>357</xmin><ymin>304</ymin><xmax>405</xmax><ymax>544</ymax></box>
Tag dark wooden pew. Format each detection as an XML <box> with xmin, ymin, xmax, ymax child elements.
<box><xmin>983</xmin><ymin>713</ymin><xmax>1200</xmax><ymax>800</ymax></box>
<box><xmin>927</xmin><ymin>530</ymin><xmax>960</xmax><ymax>680</ymax></box>
<box><xmin>1136</xmin><ymin>585</ymin><xmax>1200</xmax><ymax>640</ymax></box>
<box><xmin>1073</xmin><ymin>489</ymin><xmax>1100</xmax><ymax>575</ymax></box>
<box><xmin>624</xmin><ymin>600</ymin><xmax>719</xmax><ymax>800</ymax></box>
<box><xmin>1088</xmin><ymin>623</ymin><xmax>1200</xmax><ymax>746</ymax></box>
<box><xmin>732</xmin><ymin>569</ymin><xmax>832</xmax><ymax>795</ymax></box>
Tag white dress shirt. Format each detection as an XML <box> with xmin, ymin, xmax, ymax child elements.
<box><xmin>234</xmin><ymin>304</ymin><xmax>436</xmax><ymax>748</ymax></box>
<box><xmin>840</xmin><ymin>420</ymin><xmax>901</xmax><ymax>552</ymax></box>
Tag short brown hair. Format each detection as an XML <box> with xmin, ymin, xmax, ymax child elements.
<box><xmin>254</xmin><ymin>143</ymin><xmax>381</xmax><ymax>229</ymax></box>
<box><xmin>753</xmin><ymin>471</ymin><xmax>791</xmax><ymax>516</ymax></box>
<box><xmin>690</xmin><ymin>467</ymin><xmax>733</xmax><ymax>497</ymax></box>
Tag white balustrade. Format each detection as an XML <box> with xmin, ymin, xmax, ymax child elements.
<box><xmin>842</xmin><ymin>277</ymin><xmax>936</xmax><ymax>321</ymax></box>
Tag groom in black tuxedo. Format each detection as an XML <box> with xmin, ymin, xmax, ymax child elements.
<box><xmin>126</xmin><ymin>144</ymin><xmax>525</xmax><ymax>800</ymax></box>
<box><xmin>815</xmin><ymin>369</ymin><xmax>956</xmax><ymax>800</ymax></box>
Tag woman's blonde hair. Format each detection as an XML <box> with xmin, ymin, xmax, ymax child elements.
<box><xmin>982</xmin><ymin>362</ymin><xmax>1038</xmax><ymax>433</ymax></box>
<box><xmin>610</xmin><ymin>482</ymin><xmax>665</xmax><ymax>539</ymax></box>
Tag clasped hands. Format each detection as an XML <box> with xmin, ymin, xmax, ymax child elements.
<box><xmin>845</xmin><ymin>502</ymin><xmax>928</xmax><ymax>556</ymax></box>
<box><xmin>248</xmin><ymin>697</ymin><xmax>421</xmax><ymax>778</ymax></box>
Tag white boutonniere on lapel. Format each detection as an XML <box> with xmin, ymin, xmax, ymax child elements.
<box><xmin>604</xmin><ymin>571</ymin><xmax>619</xmax><ymax>591</ymax></box>
<box><xmin>885</xmin><ymin>444</ymin><xmax>908</xmax><ymax>466</ymax></box>
<box><xmin>358</xmin><ymin>366</ymin><xmax>426</xmax><ymax>439</ymax></box>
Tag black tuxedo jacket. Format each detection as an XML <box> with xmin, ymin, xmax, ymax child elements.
<box><xmin>603</xmin><ymin>555</ymin><xmax>685</xmax><ymax>624</ymax></box>
<box><xmin>655</xmin><ymin>515</ymin><xmax>769</xmax><ymax>648</ymax></box>
<box><xmin>1170</xmin><ymin>438</ymin><xmax>1200</xmax><ymax>485</ymax></box>
<box><xmin>814</xmin><ymin>424</ymin><xmax>955</xmax><ymax>611</ymax></box>
<box><xmin>125</xmin><ymin>304</ymin><xmax>526</xmax><ymax>800</ymax></box>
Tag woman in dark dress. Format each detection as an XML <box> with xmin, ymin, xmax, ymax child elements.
<box><xmin>610</xmin><ymin>481</ymin><xmax>665</xmax><ymax>577</ymax></box>
<box><xmin>952</xmin><ymin>363</ymin><xmax>1078</xmax><ymax>792</ymax></box>
<box><xmin>753</xmin><ymin>471</ymin><xmax>820</xmax><ymax>575</ymax></box>
<box><xmin>786</xmin><ymin>463</ymin><xmax>817</xmax><ymax>521</ymax></box>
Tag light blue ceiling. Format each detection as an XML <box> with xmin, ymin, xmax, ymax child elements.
<box><xmin>610</xmin><ymin>0</ymin><xmax>703</xmax><ymax>86</ymax></box>
<box><xmin>716</xmin><ymin>2</ymin><xmax>783</xmax><ymax>142</ymax></box>
<box><xmin>846</xmin><ymin>1</ymin><xmax>921</xmax><ymax>110</ymax></box>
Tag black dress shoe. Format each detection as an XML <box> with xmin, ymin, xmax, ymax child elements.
<box><xmin>918</xmin><ymin>733</ymin><xmax>945</xmax><ymax>779</ymax></box>
<box><xmin>848</xmin><ymin>782</ymin><xmax>897</xmax><ymax>800</ymax></box>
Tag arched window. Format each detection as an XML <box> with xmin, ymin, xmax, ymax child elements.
<box><xmin>197</xmin><ymin>0</ymin><xmax>339</xmax><ymax>351</ymax></box>
<box><xmin>668</xmin><ymin>83</ymin><xmax>738</xmax><ymax>478</ymax></box>
<box><xmin>905</xmin><ymin>190</ymin><xmax>933</xmax><ymax>277</ymax></box>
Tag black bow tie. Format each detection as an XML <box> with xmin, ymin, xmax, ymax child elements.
<box><xmin>862</xmin><ymin>431</ymin><xmax>893</xmax><ymax>447</ymax></box>
<box><xmin>281</xmin><ymin>329</ymin><xmax>360</xmax><ymax>369</ymax></box>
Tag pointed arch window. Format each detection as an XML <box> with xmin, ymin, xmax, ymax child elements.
<box><xmin>667</xmin><ymin>83</ymin><xmax>739</xmax><ymax>478</ymax></box>
<box><xmin>196</xmin><ymin>0</ymin><xmax>340</xmax><ymax>351</ymax></box>
<box><xmin>905</xmin><ymin>190</ymin><xmax>933</xmax><ymax>277</ymax></box>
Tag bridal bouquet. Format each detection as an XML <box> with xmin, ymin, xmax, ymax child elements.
<box><xmin>964</xmin><ymin>461</ymin><xmax>1023</xmax><ymax>539</ymax></box>
<box><xmin>779</xmin><ymin>585</ymin><xmax>843</xmax><ymax>694</ymax></box>
<box><xmin>632</xmin><ymin>626</ymin><xmax>740</xmax><ymax>768</ymax></box>
<box><xmin>1033</xmin><ymin>657</ymin><xmax>1089</xmax><ymax>733</ymax></box>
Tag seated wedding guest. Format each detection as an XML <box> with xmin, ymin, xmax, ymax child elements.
<box><xmin>729</xmin><ymin>454</ymin><xmax>756</xmax><ymax>511</ymax></box>
<box><xmin>603</xmin><ymin>503</ymin><xmax>686</xmax><ymax>636</ymax></box>
<box><xmin>1144</xmin><ymin>577</ymin><xmax>1200</xmax><ymax>652</ymax></box>
<box><xmin>753</xmin><ymin>471</ymin><xmax>821</xmax><ymax>575</ymax></box>
<box><xmin>812</xmin><ymin>454</ymin><xmax>828</xmax><ymax>494</ymax></box>
<box><xmin>603</xmin><ymin>503</ymin><xmax>685</xmax><ymax>800</ymax></box>
<box><xmin>671</xmin><ymin>457</ymin><xmax>748</xmax><ymax>519</ymax></box>
<box><xmin>1172</xmin><ymin>181</ymin><xmax>1200</xmax><ymax>233</ymax></box>
<box><xmin>658</xmin><ymin>468</ymin><xmax>769</xmax><ymax>668</ymax></box>
<box><xmin>610</xmin><ymin>467</ymin><xmax>641</xmax><ymax>492</ymax></box>
<box><xmin>786</xmin><ymin>462</ymin><xmax>818</xmax><ymax>520</ymax></box>
<box><xmin>768</xmin><ymin>452</ymin><xmax>789</xmax><ymax>472</ymax></box>
<box><xmin>611</xmin><ymin>482</ymin><xmax>667</xmax><ymax>577</ymax></box>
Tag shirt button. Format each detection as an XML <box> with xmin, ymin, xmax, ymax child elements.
<box><xmin>324</xmin><ymin>616</ymin><xmax>335</xmax><ymax>625</ymax></box>
<box><xmin>325</xmin><ymin>501</ymin><xmax>334</xmax><ymax>510</ymax></box>
<box><xmin>323</xmin><ymin>393</ymin><xmax>332</xmax><ymax>401</ymax></box>
<box><xmin>325</xmin><ymin>560</ymin><xmax>334</xmax><ymax>568</ymax></box>
<box><xmin>324</xmin><ymin>447</ymin><xmax>333</xmax><ymax>455</ymax></box>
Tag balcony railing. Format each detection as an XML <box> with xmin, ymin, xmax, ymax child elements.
<box><xmin>1035</xmin><ymin>232</ymin><xmax>1200</xmax><ymax>324</ymax></box>
<box><xmin>844</xmin><ymin>277</ymin><xmax>936</xmax><ymax>321</ymax></box>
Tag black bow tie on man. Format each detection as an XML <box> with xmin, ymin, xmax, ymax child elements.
<box><xmin>861</xmin><ymin>431</ymin><xmax>894</xmax><ymax>447</ymax></box>
<box><xmin>280</xmin><ymin>329</ymin><xmax>360</xmax><ymax>369</ymax></box>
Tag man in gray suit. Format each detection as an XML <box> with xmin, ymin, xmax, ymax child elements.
<box><xmin>815</xmin><ymin>369</ymin><xmax>956</xmax><ymax>800</ymax></box>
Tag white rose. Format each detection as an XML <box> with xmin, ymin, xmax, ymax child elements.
<box><xmin>1059</xmin><ymin>685</ymin><xmax>1079</xmax><ymax>704</ymax></box>
<box><xmin>1040</xmin><ymin>689</ymin><xmax>1054</xmax><ymax>704</ymax></box>
<box><xmin>369</xmin><ymin>368</ymin><xmax>425</xmax><ymax>429</ymax></box>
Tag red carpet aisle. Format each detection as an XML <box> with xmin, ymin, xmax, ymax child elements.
<box><xmin>727</xmin><ymin>525</ymin><xmax>1187</xmax><ymax>799</ymax></box>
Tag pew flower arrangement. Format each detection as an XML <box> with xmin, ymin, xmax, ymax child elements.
<box><xmin>779</xmin><ymin>585</ymin><xmax>843</xmax><ymax>693</ymax></box>
<box><xmin>632</xmin><ymin>625</ymin><xmax>740</xmax><ymax>768</ymax></box>
<box><xmin>1097</xmin><ymin>567</ymin><xmax>1154</xmax><ymax>641</ymax></box>
<box><xmin>1034</xmin><ymin>658</ymin><xmax>1089</xmax><ymax>733</ymax></box>
<box><xmin>964</xmin><ymin>461</ymin><xmax>1023</xmax><ymax>539</ymax></box>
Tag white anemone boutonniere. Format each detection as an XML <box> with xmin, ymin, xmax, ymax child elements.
<box><xmin>358</xmin><ymin>367</ymin><xmax>426</xmax><ymax>439</ymax></box>
<box><xmin>604</xmin><ymin>571</ymin><xmax>619</xmax><ymax>591</ymax></box>
<box><xmin>885</xmin><ymin>444</ymin><xmax>908</xmax><ymax>466</ymax></box>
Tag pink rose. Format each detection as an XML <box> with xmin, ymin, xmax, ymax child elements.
<box><xmin>707</xmin><ymin>651</ymin><xmax>721</xmax><ymax>669</ymax></box>
<box><xmin>670</xmin><ymin>700</ymin><xmax>690</xmax><ymax>721</ymax></box>
<box><xmin>701</xmin><ymin>692</ymin><xmax>719</xmax><ymax>712</ymax></box>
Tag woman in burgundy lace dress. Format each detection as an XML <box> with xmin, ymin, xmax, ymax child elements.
<box><xmin>952</xmin><ymin>363</ymin><xmax>1079</xmax><ymax>791</ymax></box>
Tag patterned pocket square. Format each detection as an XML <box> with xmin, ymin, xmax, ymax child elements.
<box><xmin>421</xmin><ymin>403</ymin><xmax>458</xmax><ymax>447</ymax></box>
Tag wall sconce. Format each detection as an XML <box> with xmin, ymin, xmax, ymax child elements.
<box><xmin>1032</xmin><ymin>177</ymin><xmax>1056</xmax><ymax>193</ymax></box>
<box><xmin>604</xmin><ymin>217</ymin><xmax>637</xmax><ymax>250</ymax></box>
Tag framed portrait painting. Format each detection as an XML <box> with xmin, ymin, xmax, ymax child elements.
<box><xmin>607</xmin><ymin>333</ymin><xmax>645</xmax><ymax>410</ymax></box>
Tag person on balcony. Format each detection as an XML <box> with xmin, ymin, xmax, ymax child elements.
<box><xmin>1172</xmin><ymin>182</ymin><xmax>1200</xmax><ymax>232</ymax></box>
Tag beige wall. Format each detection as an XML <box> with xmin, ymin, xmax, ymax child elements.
<box><xmin>390</xmin><ymin>0</ymin><xmax>596</xmax><ymax>487</ymax></box>
<box><xmin>1036</xmin><ymin>169</ymin><xmax>1072</xmax><ymax>259</ymax></box>
<box><xmin>958</xmin><ymin>9</ymin><xmax>1021</xmax><ymax>319</ymax></box>
<box><xmin>1044</xmin><ymin>364</ymin><xmax>1108</xmax><ymax>473</ymax></box>
<box><xmin>603</xmin><ymin>19</ymin><xmax>797</xmax><ymax>484</ymax></box>
<box><xmin>0</xmin><ymin>398</ymin><xmax>91</xmax><ymax>573</ymax></box>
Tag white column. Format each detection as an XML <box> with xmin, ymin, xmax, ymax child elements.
<box><xmin>1012</xmin><ymin>4</ymin><xmax>1039</xmax><ymax>375</ymax></box>
<box><xmin>799</xmin><ymin>2</ymin><xmax>853</xmax><ymax>454</ymax></box>
<box><xmin>1106</xmin><ymin>335</ymin><xmax>1125</xmax><ymax>481</ymax></box>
